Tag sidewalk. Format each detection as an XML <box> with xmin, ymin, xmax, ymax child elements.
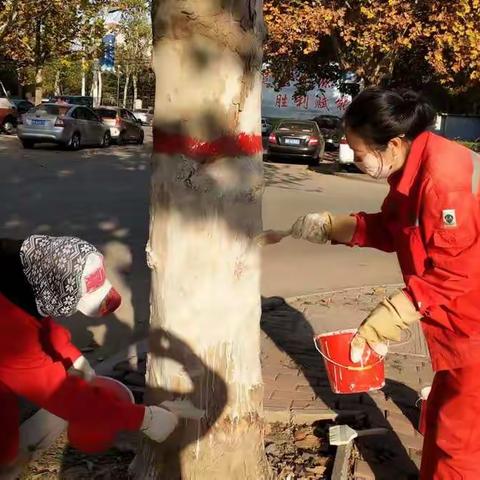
<box><xmin>261</xmin><ymin>286</ymin><xmax>433</xmax><ymax>479</ymax></box>
<box><xmin>20</xmin><ymin>285</ymin><xmax>432</xmax><ymax>479</ymax></box>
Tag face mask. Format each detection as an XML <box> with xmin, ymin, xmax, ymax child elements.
<box><xmin>355</xmin><ymin>151</ymin><xmax>392</xmax><ymax>179</ymax></box>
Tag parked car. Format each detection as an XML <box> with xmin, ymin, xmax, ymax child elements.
<box><xmin>338</xmin><ymin>135</ymin><xmax>355</xmax><ymax>169</ymax></box>
<box><xmin>17</xmin><ymin>103</ymin><xmax>111</xmax><ymax>150</ymax></box>
<box><xmin>0</xmin><ymin>98</ymin><xmax>17</xmax><ymax>134</ymax></box>
<box><xmin>261</xmin><ymin>117</ymin><xmax>272</xmax><ymax>135</ymax></box>
<box><xmin>11</xmin><ymin>99</ymin><xmax>34</xmax><ymax>115</ymax></box>
<box><xmin>0</xmin><ymin>82</ymin><xmax>18</xmax><ymax>134</ymax></box>
<box><xmin>95</xmin><ymin>107</ymin><xmax>144</xmax><ymax>145</ymax></box>
<box><xmin>267</xmin><ymin>120</ymin><xmax>325</xmax><ymax>165</ymax></box>
<box><xmin>312</xmin><ymin>115</ymin><xmax>342</xmax><ymax>149</ymax></box>
<box><xmin>48</xmin><ymin>96</ymin><xmax>94</xmax><ymax>108</ymax></box>
<box><xmin>132</xmin><ymin>108</ymin><xmax>153</xmax><ymax>126</ymax></box>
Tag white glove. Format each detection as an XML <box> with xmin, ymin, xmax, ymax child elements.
<box><xmin>141</xmin><ymin>406</ymin><xmax>178</xmax><ymax>443</ymax></box>
<box><xmin>291</xmin><ymin>213</ymin><xmax>333</xmax><ymax>244</ymax></box>
<box><xmin>69</xmin><ymin>355</ymin><xmax>95</xmax><ymax>381</ymax></box>
<box><xmin>160</xmin><ymin>399</ymin><xmax>205</xmax><ymax>420</ymax></box>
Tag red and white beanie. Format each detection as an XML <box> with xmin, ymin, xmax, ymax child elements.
<box><xmin>20</xmin><ymin>235</ymin><xmax>121</xmax><ymax>318</ymax></box>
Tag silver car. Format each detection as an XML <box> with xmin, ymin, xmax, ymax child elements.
<box><xmin>17</xmin><ymin>103</ymin><xmax>111</xmax><ymax>150</ymax></box>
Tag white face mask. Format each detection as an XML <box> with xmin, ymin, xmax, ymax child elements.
<box><xmin>355</xmin><ymin>151</ymin><xmax>392</xmax><ymax>179</ymax></box>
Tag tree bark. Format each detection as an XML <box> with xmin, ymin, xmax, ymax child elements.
<box><xmin>54</xmin><ymin>70</ymin><xmax>61</xmax><ymax>96</ymax></box>
<box><xmin>123</xmin><ymin>72</ymin><xmax>130</xmax><ymax>108</ymax></box>
<box><xmin>34</xmin><ymin>67</ymin><xmax>43</xmax><ymax>105</ymax></box>
<box><xmin>131</xmin><ymin>0</ymin><xmax>269</xmax><ymax>479</ymax></box>
<box><xmin>133</xmin><ymin>74</ymin><xmax>138</xmax><ymax>108</ymax></box>
<box><xmin>98</xmin><ymin>69</ymin><xmax>103</xmax><ymax>106</ymax></box>
<box><xmin>81</xmin><ymin>58</ymin><xmax>86</xmax><ymax>96</ymax></box>
<box><xmin>34</xmin><ymin>18</ymin><xmax>43</xmax><ymax>105</ymax></box>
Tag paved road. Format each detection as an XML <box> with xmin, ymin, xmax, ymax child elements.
<box><xmin>0</xmin><ymin>131</ymin><xmax>401</xmax><ymax>356</ymax></box>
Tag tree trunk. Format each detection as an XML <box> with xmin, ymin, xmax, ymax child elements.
<box><xmin>34</xmin><ymin>67</ymin><xmax>43</xmax><ymax>105</ymax></box>
<box><xmin>123</xmin><ymin>72</ymin><xmax>130</xmax><ymax>108</ymax></box>
<box><xmin>91</xmin><ymin>61</ymin><xmax>102</xmax><ymax>108</ymax></box>
<box><xmin>116</xmin><ymin>71</ymin><xmax>121</xmax><ymax>107</ymax></box>
<box><xmin>131</xmin><ymin>0</ymin><xmax>269</xmax><ymax>479</ymax></box>
<box><xmin>34</xmin><ymin>18</ymin><xmax>43</xmax><ymax>105</ymax></box>
<box><xmin>81</xmin><ymin>58</ymin><xmax>86</xmax><ymax>96</ymax></box>
<box><xmin>98</xmin><ymin>69</ymin><xmax>103</xmax><ymax>106</ymax></box>
<box><xmin>54</xmin><ymin>70</ymin><xmax>61</xmax><ymax>96</ymax></box>
<box><xmin>133</xmin><ymin>74</ymin><xmax>138</xmax><ymax>108</ymax></box>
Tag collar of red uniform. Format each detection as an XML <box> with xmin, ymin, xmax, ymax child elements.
<box><xmin>391</xmin><ymin>131</ymin><xmax>431</xmax><ymax>195</ymax></box>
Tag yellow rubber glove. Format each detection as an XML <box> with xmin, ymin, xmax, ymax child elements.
<box><xmin>350</xmin><ymin>290</ymin><xmax>422</xmax><ymax>363</ymax></box>
<box><xmin>291</xmin><ymin>212</ymin><xmax>357</xmax><ymax>244</ymax></box>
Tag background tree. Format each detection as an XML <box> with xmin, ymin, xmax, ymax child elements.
<box><xmin>0</xmin><ymin>0</ymin><xmax>19</xmax><ymax>43</ymax></box>
<box><xmin>264</xmin><ymin>0</ymin><xmax>480</xmax><ymax>106</ymax></box>
<box><xmin>115</xmin><ymin>0</ymin><xmax>152</xmax><ymax>108</ymax></box>
<box><xmin>130</xmin><ymin>0</ymin><xmax>270</xmax><ymax>478</ymax></box>
<box><xmin>0</xmin><ymin>0</ymin><xmax>107</xmax><ymax>103</ymax></box>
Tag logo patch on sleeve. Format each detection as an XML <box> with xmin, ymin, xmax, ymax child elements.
<box><xmin>442</xmin><ymin>209</ymin><xmax>457</xmax><ymax>227</ymax></box>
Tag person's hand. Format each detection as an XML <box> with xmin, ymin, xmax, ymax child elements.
<box><xmin>291</xmin><ymin>213</ymin><xmax>357</xmax><ymax>244</ymax></box>
<box><xmin>350</xmin><ymin>290</ymin><xmax>422</xmax><ymax>363</ymax></box>
<box><xmin>141</xmin><ymin>406</ymin><xmax>179</xmax><ymax>443</ymax></box>
<box><xmin>291</xmin><ymin>212</ymin><xmax>333</xmax><ymax>244</ymax></box>
<box><xmin>69</xmin><ymin>355</ymin><xmax>95</xmax><ymax>381</ymax></box>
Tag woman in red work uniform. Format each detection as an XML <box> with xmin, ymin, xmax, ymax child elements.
<box><xmin>291</xmin><ymin>87</ymin><xmax>480</xmax><ymax>479</ymax></box>
<box><xmin>0</xmin><ymin>235</ymin><xmax>178</xmax><ymax>472</ymax></box>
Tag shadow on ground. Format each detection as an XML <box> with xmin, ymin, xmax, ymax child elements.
<box><xmin>261</xmin><ymin>296</ymin><xmax>420</xmax><ymax>480</ymax></box>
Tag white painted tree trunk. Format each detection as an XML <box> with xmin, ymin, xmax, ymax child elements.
<box><xmin>81</xmin><ymin>57</ymin><xmax>86</xmax><ymax>96</ymax></box>
<box><xmin>34</xmin><ymin>68</ymin><xmax>43</xmax><ymax>105</ymax></box>
<box><xmin>131</xmin><ymin>0</ymin><xmax>269</xmax><ymax>479</ymax></box>
<box><xmin>54</xmin><ymin>70</ymin><xmax>61</xmax><ymax>96</ymax></box>
<box><xmin>123</xmin><ymin>72</ymin><xmax>130</xmax><ymax>108</ymax></box>
<box><xmin>98</xmin><ymin>69</ymin><xmax>102</xmax><ymax>106</ymax></box>
<box><xmin>133</xmin><ymin>74</ymin><xmax>138</xmax><ymax>108</ymax></box>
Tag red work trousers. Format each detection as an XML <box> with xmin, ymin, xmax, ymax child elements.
<box><xmin>420</xmin><ymin>364</ymin><xmax>480</xmax><ymax>479</ymax></box>
<box><xmin>0</xmin><ymin>360</ymin><xmax>145</xmax><ymax>465</ymax></box>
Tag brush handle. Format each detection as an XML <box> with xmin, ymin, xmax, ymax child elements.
<box><xmin>255</xmin><ymin>229</ymin><xmax>292</xmax><ymax>246</ymax></box>
<box><xmin>356</xmin><ymin>427</ymin><xmax>390</xmax><ymax>438</ymax></box>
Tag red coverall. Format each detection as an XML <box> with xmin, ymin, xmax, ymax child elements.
<box><xmin>349</xmin><ymin>131</ymin><xmax>480</xmax><ymax>479</ymax></box>
<box><xmin>0</xmin><ymin>292</ymin><xmax>145</xmax><ymax>465</ymax></box>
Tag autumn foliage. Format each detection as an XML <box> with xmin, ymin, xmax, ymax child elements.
<box><xmin>264</xmin><ymin>0</ymin><xmax>480</xmax><ymax>93</ymax></box>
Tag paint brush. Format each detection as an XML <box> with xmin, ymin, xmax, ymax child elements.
<box><xmin>255</xmin><ymin>229</ymin><xmax>291</xmax><ymax>246</ymax></box>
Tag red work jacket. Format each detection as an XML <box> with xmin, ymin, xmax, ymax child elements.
<box><xmin>350</xmin><ymin>131</ymin><xmax>480</xmax><ymax>371</ymax></box>
<box><xmin>0</xmin><ymin>292</ymin><xmax>81</xmax><ymax>371</ymax></box>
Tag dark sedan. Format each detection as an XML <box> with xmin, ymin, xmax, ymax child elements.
<box><xmin>267</xmin><ymin>120</ymin><xmax>325</xmax><ymax>165</ymax></box>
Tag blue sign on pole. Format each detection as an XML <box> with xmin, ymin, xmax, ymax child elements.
<box><xmin>101</xmin><ymin>34</ymin><xmax>116</xmax><ymax>72</ymax></box>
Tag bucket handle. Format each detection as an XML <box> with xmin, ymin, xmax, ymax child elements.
<box><xmin>313</xmin><ymin>337</ymin><xmax>384</xmax><ymax>372</ymax></box>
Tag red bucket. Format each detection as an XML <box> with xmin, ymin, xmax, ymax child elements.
<box><xmin>314</xmin><ymin>329</ymin><xmax>385</xmax><ymax>394</ymax></box>
<box><xmin>417</xmin><ymin>386</ymin><xmax>431</xmax><ymax>436</ymax></box>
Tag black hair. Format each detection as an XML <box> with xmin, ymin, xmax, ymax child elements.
<box><xmin>344</xmin><ymin>87</ymin><xmax>436</xmax><ymax>149</ymax></box>
<box><xmin>0</xmin><ymin>238</ymin><xmax>40</xmax><ymax>318</ymax></box>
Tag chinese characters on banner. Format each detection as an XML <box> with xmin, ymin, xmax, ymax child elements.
<box><xmin>275</xmin><ymin>93</ymin><xmax>334</xmax><ymax>111</ymax></box>
<box><xmin>294</xmin><ymin>95</ymin><xmax>309</xmax><ymax>109</ymax></box>
<box><xmin>335</xmin><ymin>96</ymin><xmax>350</xmax><ymax>111</ymax></box>
<box><xmin>262</xmin><ymin>76</ymin><xmax>353</xmax><ymax>118</ymax></box>
<box><xmin>275</xmin><ymin>94</ymin><xmax>289</xmax><ymax>108</ymax></box>
<box><xmin>314</xmin><ymin>96</ymin><xmax>329</xmax><ymax>110</ymax></box>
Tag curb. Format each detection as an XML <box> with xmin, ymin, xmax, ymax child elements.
<box><xmin>332</xmin><ymin>443</ymin><xmax>353</xmax><ymax>480</ymax></box>
<box><xmin>282</xmin><ymin>283</ymin><xmax>404</xmax><ymax>303</ymax></box>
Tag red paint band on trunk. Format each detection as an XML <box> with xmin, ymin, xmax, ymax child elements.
<box><xmin>153</xmin><ymin>130</ymin><xmax>263</xmax><ymax>160</ymax></box>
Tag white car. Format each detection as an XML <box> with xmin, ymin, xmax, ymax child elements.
<box><xmin>133</xmin><ymin>108</ymin><xmax>153</xmax><ymax>126</ymax></box>
<box><xmin>338</xmin><ymin>136</ymin><xmax>355</xmax><ymax>167</ymax></box>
